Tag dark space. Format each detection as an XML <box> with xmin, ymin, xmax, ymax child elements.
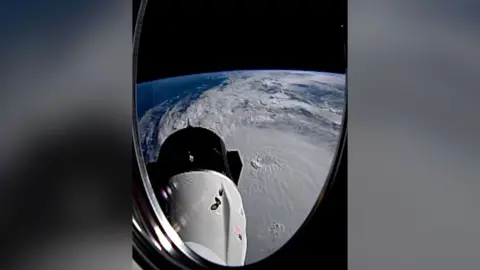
<box><xmin>134</xmin><ymin>0</ymin><xmax>346</xmax><ymax>83</ymax></box>
<box><xmin>133</xmin><ymin>0</ymin><xmax>347</xmax><ymax>269</ymax></box>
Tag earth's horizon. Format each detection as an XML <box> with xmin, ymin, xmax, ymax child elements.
<box><xmin>136</xmin><ymin>69</ymin><xmax>345</xmax><ymax>264</ymax></box>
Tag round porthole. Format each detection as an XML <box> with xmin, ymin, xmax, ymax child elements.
<box><xmin>133</xmin><ymin>0</ymin><xmax>347</xmax><ymax>269</ymax></box>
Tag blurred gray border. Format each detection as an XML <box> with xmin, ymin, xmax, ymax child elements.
<box><xmin>349</xmin><ymin>1</ymin><xmax>479</xmax><ymax>269</ymax></box>
<box><xmin>1</xmin><ymin>1</ymin><xmax>132</xmax><ymax>270</ymax></box>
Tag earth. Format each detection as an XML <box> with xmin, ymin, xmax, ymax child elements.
<box><xmin>136</xmin><ymin>70</ymin><xmax>345</xmax><ymax>264</ymax></box>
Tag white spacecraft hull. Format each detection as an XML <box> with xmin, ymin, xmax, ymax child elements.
<box><xmin>166</xmin><ymin>170</ymin><xmax>247</xmax><ymax>266</ymax></box>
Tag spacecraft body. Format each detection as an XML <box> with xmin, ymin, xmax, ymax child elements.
<box><xmin>146</xmin><ymin>124</ymin><xmax>247</xmax><ymax>266</ymax></box>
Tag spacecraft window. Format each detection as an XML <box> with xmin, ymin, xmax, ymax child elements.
<box><xmin>133</xmin><ymin>0</ymin><xmax>347</xmax><ymax>267</ymax></box>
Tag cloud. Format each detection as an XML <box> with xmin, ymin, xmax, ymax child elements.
<box><xmin>138</xmin><ymin>70</ymin><xmax>346</xmax><ymax>263</ymax></box>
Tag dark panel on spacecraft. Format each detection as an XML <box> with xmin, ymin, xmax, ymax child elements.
<box><xmin>227</xmin><ymin>150</ymin><xmax>242</xmax><ymax>186</ymax></box>
<box><xmin>146</xmin><ymin>126</ymin><xmax>242</xmax><ymax>188</ymax></box>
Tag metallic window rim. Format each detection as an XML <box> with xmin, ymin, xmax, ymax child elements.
<box><xmin>132</xmin><ymin>0</ymin><xmax>348</xmax><ymax>269</ymax></box>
